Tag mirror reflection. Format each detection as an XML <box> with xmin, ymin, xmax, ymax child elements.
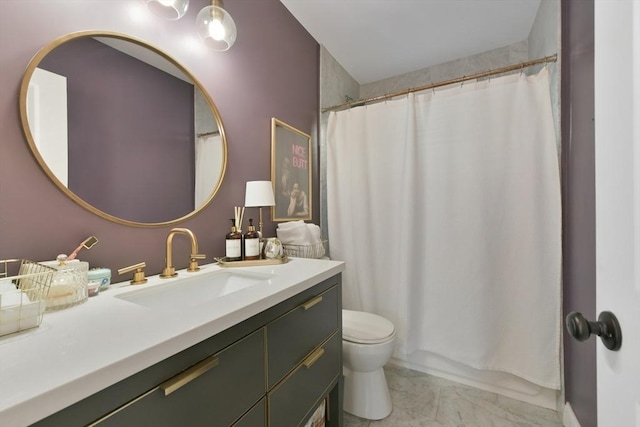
<box><xmin>20</xmin><ymin>31</ymin><xmax>227</xmax><ymax>226</ymax></box>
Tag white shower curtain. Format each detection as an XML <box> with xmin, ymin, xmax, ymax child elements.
<box><xmin>195</xmin><ymin>134</ymin><xmax>223</xmax><ymax>208</ymax></box>
<box><xmin>327</xmin><ymin>68</ymin><xmax>561</xmax><ymax>389</ymax></box>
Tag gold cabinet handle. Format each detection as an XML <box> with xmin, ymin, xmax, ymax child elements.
<box><xmin>302</xmin><ymin>347</ymin><xmax>325</xmax><ymax>369</ymax></box>
<box><xmin>160</xmin><ymin>355</ymin><xmax>219</xmax><ymax>396</ymax></box>
<box><xmin>302</xmin><ymin>295</ymin><xmax>323</xmax><ymax>311</ymax></box>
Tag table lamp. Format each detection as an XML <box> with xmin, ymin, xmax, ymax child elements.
<box><xmin>244</xmin><ymin>181</ymin><xmax>275</xmax><ymax>236</ymax></box>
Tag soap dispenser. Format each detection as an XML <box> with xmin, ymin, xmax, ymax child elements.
<box><xmin>244</xmin><ymin>219</ymin><xmax>260</xmax><ymax>260</ymax></box>
<box><xmin>225</xmin><ymin>219</ymin><xmax>242</xmax><ymax>261</ymax></box>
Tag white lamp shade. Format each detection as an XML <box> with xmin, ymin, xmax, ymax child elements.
<box><xmin>145</xmin><ymin>0</ymin><xmax>189</xmax><ymax>20</ymax></box>
<box><xmin>245</xmin><ymin>181</ymin><xmax>275</xmax><ymax>207</ymax></box>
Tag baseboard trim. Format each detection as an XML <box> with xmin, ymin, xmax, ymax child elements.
<box><xmin>563</xmin><ymin>402</ymin><xmax>582</xmax><ymax>427</ymax></box>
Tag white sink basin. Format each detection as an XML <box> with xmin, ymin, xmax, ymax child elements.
<box><xmin>116</xmin><ymin>270</ymin><xmax>273</xmax><ymax>311</ymax></box>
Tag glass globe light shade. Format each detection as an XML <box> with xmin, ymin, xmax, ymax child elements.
<box><xmin>145</xmin><ymin>0</ymin><xmax>189</xmax><ymax>21</ymax></box>
<box><xmin>196</xmin><ymin>1</ymin><xmax>237</xmax><ymax>51</ymax></box>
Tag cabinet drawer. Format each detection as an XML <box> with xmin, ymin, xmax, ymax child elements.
<box><xmin>267</xmin><ymin>285</ymin><xmax>339</xmax><ymax>388</ymax></box>
<box><xmin>93</xmin><ymin>329</ymin><xmax>265</xmax><ymax>427</ymax></box>
<box><xmin>268</xmin><ymin>332</ymin><xmax>340</xmax><ymax>427</ymax></box>
<box><xmin>232</xmin><ymin>398</ymin><xmax>265</xmax><ymax>427</ymax></box>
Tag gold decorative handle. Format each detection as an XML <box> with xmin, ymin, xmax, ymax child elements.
<box><xmin>302</xmin><ymin>347</ymin><xmax>325</xmax><ymax>369</ymax></box>
<box><xmin>117</xmin><ymin>262</ymin><xmax>147</xmax><ymax>285</ymax></box>
<box><xmin>117</xmin><ymin>262</ymin><xmax>146</xmax><ymax>275</ymax></box>
<box><xmin>302</xmin><ymin>295</ymin><xmax>323</xmax><ymax>311</ymax></box>
<box><xmin>160</xmin><ymin>355</ymin><xmax>219</xmax><ymax>396</ymax></box>
<box><xmin>190</xmin><ymin>253</ymin><xmax>206</xmax><ymax>260</ymax></box>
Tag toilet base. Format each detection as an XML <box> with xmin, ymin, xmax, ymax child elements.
<box><xmin>343</xmin><ymin>366</ymin><xmax>392</xmax><ymax>420</ymax></box>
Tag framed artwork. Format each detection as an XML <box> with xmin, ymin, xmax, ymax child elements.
<box><xmin>271</xmin><ymin>118</ymin><xmax>312</xmax><ymax>221</ymax></box>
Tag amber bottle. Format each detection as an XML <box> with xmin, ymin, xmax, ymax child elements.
<box><xmin>243</xmin><ymin>219</ymin><xmax>260</xmax><ymax>260</ymax></box>
<box><xmin>225</xmin><ymin>219</ymin><xmax>242</xmax><ymax>261</ymax></box>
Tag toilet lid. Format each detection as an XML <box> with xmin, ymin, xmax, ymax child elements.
<box><xmin>342</xmin><ymin>309</ymin><xmax>395</xmax><ymax>344</ymax></box>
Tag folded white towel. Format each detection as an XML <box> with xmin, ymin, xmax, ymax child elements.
<box><xmin>0</xmin><ymin>299</ymin><xmax>40</xmax><ymax>335</ymax></box>
<box><xmin>0</xmin><ymin>279</ymin><xmax>17</xmax><ymax>293</ymax></box>
<box><xmin>276</xmin><ymin>220</ymin><xmax>306</xmax><ymax>230</ymax></box>
<box><xmin>276</xmin><ymin>222</ymin><xmax>326</xmax><ymax>258</ymax></box>
<box><xmin>0</xmin><ymin>290</ymin><xmax>31</xmax><ymax>308</ymax></box>
<box><xmin>307</xmin><ymin>223</ymin><xmax>322</xmax><ymax>245</ymax></box>
<box><xmin>277</xmin><ymin>222</ymin><xmax>312</xmax><ymax>245</ymax></box>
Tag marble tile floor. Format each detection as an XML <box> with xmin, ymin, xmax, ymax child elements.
<box><xmin>343</xmin><ymin>365</ymin><xmax>563</xmax><ymax>427</ymax></box>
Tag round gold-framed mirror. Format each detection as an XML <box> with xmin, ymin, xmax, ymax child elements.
<box><xmin>19</xmin><ymin>30</ymin><xmax>227</xmax><ymax>227</ymax></box>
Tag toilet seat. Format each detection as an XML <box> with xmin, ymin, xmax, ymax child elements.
<box><xmin>343</xmin><ymin>309</ymin><xmax>395</xmax><ymax>344</ymax></box>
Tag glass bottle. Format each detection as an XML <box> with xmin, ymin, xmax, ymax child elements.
<box><xmin>243</xmin><ymin>219</ymin><xmax>260</xmax><ymax>260</ymax></box>
<box><xmin>225</xmin><ymin>219</ymin><xmax>242</xmax><ymax>261</ymax></box>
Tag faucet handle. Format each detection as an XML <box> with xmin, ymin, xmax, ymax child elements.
<box><xmin>188</xmin><ymin>253</ymin><xmax>206</xmax><ymax>272</ymax></box>
<box><xmin>118</xmin><ymin>262</ymin><xmax>148</xmax><ymax>285</ymax></box>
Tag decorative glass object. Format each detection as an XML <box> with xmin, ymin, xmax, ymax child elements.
<box><xmin>263</xmin><ymin>238</ymin><xmax>283</xmax><ymax>259</ymax></box>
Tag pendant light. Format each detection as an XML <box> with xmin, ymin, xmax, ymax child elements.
<box><xmin>196</xmin><ymin>0</ymin><xmax>237</xmax><ymax>51</ymax></box>
<box><xmin>145</xmin><ymin>0</ymin><xmax>190</xmax><ymax>20</ymax></box>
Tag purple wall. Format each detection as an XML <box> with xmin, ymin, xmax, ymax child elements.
<box><xmin>561</xmin><ymin>1</ymin><xmax>597</xmax><ymax>425</ymax></box>
<box><xmin>0</xmin><ymin>0</ymin><xmax>319</xmax><ymax>277</ymax></box>
<box><xmin>39</xmin><ymin>37</ymin><xmax>196</xmax><ymax>223</ymax></box>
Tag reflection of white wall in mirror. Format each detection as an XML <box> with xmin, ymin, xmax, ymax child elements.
<box><xmin>195</xmin><ymin>88</ymin><xmax>218</xmax><ymax>135</ymax></box>
<box><xmin>27</xmin><ymin>68</ymin><xmax>68</xmax><ymax>186</ymax></box>
<box><xmin>194</xmin><ymin>88</ymin><xmax>222</xmax><ymax>209</ymax></box>
<box><xmin>95</xmin><ymin>37</ymin><xmax>190</xmax><ymax>83</ymax></box>
<box><xmin>195</xmin><ymin>134</ymin><xmax>223</xmax><ymax>208</ymax></box>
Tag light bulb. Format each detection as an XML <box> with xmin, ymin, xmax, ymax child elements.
<box><xmin>196</xmin><ymin>2</ymin><xmax>237</xmax><ymax>51</ymax></box>
<box><xmin>208</xmin><ymin>19</ymin><xmax>226</xmax><ymax>40</ymax></box>
<box><xmin>145</xmin><ymin>0</ymin><xmax>189</xmax><ymax>20</ymax></box>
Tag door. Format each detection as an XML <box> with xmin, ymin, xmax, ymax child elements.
<box><xmin>594</xmin><ymin>1</ymin><xmax>640</xmax><ymax>426</ymax></box>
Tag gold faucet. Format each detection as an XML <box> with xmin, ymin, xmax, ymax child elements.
<box><xmin>160</xmin><ymin>228</ymin><xmax>206</xmax><ymax>278</ymax></box>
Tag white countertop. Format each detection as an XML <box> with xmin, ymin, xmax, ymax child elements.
<box><xmin>0</xmin><ymin>258</ymin><xmax>344</xmax><ymax>427</ymax></box>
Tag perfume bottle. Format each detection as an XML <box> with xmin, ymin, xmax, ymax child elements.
<box><xmin>225</xmin><ymin>219</ymin><xmax>242</xmax><ymax>261</ymax></box>
<box><xmin>243</xmin><ymin>219</ymin><xmax>260</xmax><ymax>260</ymax></box>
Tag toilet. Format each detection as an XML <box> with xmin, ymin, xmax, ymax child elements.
<box><xmin>342</xmin><ymin>309</ymin><xmax>397</xmax><ymax>420</ymax></box>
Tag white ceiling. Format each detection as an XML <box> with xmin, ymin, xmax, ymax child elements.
<box><xmin>279</xmin><ymin>0</ymin><xmax>542</xmax><ymax>84</ymax></box>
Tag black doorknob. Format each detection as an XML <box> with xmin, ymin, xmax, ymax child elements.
<box><xmin>565</xmin><ymin>311</ymin><xmax>622</xmax><ymax>351</ymax></box>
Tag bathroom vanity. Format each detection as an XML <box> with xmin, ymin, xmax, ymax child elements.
<box><xmin>0</xmin><ymin>258</ymin><xmax>344</xmax><ymax>427</ymax></box>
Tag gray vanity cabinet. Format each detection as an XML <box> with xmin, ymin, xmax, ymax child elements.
<box><xmin>269</xmin><ymin>332</ymin><xmax>340</xmax><ymax>426</ymax></box>
<box><xmin>31</xmin><ymin>274</ymin><xmax>343</xmax><ymax>427</ymax></box>
<box><xmin>233</xmin><ymin>398</ymin><xmax>266</xmax><ymax>427</ymax></box>
<box><xmin>93</xmin><ymin>329</ymin><xmax>265</xmax><ymax>426</ymax></box>
<box><xmin>267</xmin><ymin>285</ymin><xmax>341</xmax><ymax>426</ymax></box>
<box><xmin>267</xmin><ymin>286</ymin><xmax>339</xmax><ymax>388</ymax></box>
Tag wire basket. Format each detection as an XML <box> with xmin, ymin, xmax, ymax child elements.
<box><xmin>0</xmin><ymin>259</ymin><xmax>55</xmax><ymax>337</ymax></box>
<box><xmin>282</xmin><ymin>240</ymin><xmax>327</xmax><ymax>259</ymax></box>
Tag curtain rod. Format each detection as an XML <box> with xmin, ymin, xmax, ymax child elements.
<box><xmin>197</xmin><ymin>130</ymin><xmax>220</xmax><ymax>137</ymax></box>
<box><xmin>322</xmin><ymin>54</ymin><xmax>558</xmax><ymax>113</ymax></box>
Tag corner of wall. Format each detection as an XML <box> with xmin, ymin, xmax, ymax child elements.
<box><xmin>563</xmin><ymin>402</ymin><xmax>583</xmax><ymax>427</ymax></box>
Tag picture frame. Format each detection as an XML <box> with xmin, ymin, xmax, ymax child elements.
<box><xmin>271</xmin><ymin>118</ymin><xmax>312</xmax><ymax>221</ymax></box>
